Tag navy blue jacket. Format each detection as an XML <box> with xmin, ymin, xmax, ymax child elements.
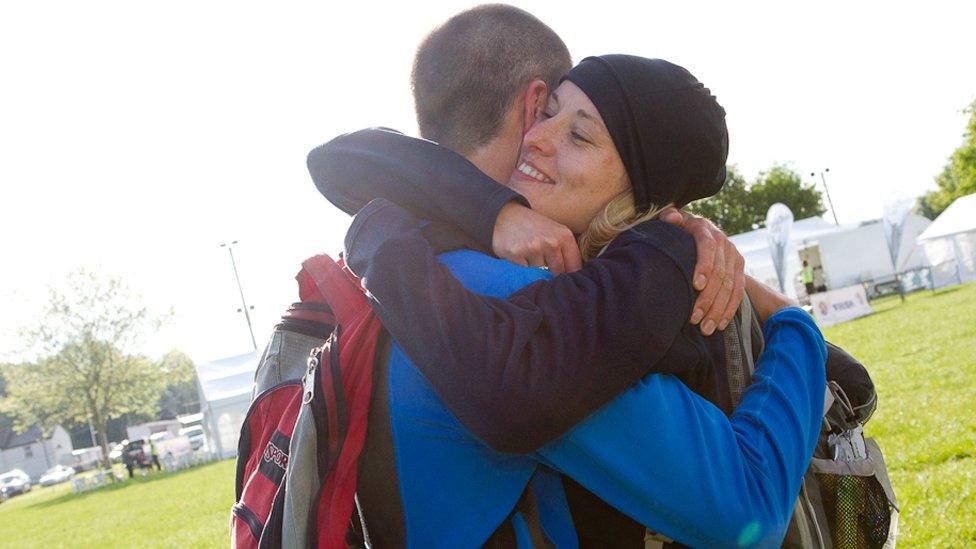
<box><xmin>311</xmin><ymin>129</ymin><xmax>733</xmax><ymax>452</ymax></box>
<box><xmin>346</xmin><ymin>200</ymin><xmax>729</xmax><ymax>452</ymax></box>
<box><xmin>308</xmin><ymin>128</ymin><xmax>875</xmax><ymax>438</ymax></box>
<box><xmin>309</xmin><ymin>128</ymin><xmax>872</xmax><ymax>545</ymax></box>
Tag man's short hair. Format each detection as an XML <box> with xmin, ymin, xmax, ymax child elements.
<box><xmin>411</xmin><ymin>4</ymin><xmax>571</xmax><ymax>155</ymax></box>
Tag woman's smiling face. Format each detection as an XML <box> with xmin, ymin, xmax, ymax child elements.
<box><xmin>507</xmin><ymin>80</ymin><xmax>630</xmax><ymax>234</ymax></box>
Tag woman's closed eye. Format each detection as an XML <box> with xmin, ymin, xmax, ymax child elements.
<box><xmin>571</xmin><ymin>128</ymin><xmax>594</xmax><ymax>146</ymax></box>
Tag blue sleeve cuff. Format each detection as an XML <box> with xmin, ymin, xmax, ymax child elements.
<box><xmin>763</xmin><ymin>307</ymin><xmax>819</xmax><ymax>338</ymax></box>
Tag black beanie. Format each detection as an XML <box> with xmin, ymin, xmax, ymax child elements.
<box><xmin>562</xmin><ymin>55</ymin><xmax>728</xmax><ymax>209</ymax></box>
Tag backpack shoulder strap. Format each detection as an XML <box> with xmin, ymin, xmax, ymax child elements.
<box><xmin>724</xmin><ymin>294</ymin><xmax>765</xmax><ymax>407</ymax></box>
<box><xmin>739</xmin><ymin>293</ymin><xmax>764</xmax><ymax>366</ymax></box>
<box><xmin>296</xmin><ymin>254</ymin><xmax>369</xmax><ymax>324</ymax></box>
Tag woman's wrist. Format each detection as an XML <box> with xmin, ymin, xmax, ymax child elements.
<box><xmin>744</xmin><ymin>275</ymin><xmax>797</xmax><ymax>323</ymax></box>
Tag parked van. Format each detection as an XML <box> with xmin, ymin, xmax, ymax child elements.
<box><xmin>179</xmin><ymin>425</ymin><xmax>205</xmax><ymax>450</ymax></box>
<box><xmin>150</xmin><ymin>431</ymin><xmax>192</xmax><ymax>457</ymax></box>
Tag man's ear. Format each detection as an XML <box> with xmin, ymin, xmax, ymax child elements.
<box><xmin>520</xmin><ymin>79</ymin><xmax>548</xmax><ymax>135</ymax></box>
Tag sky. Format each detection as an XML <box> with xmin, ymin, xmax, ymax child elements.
<box><xmin>2</xmin><ymin>1</ymin><xmax>974</xmax><ymax>363</ymax></box>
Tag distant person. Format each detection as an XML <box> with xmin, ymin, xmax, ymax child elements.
<box><xmin>802</xmin><ymin>259</ymin><xmax>816</xmax><ymax>295</ymax></box>
<box><xmin>148</xmin><ymin>438</ymin><xmax>161</xmax><ymax>472</ymax></box>
<box><xmin>122</xmin><ymin>445</ymin><xmax>135</xmax><ymax>479</ymax></box>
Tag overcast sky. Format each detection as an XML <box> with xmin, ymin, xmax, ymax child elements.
<box><xmin>2</xmin><ymin>1</ymin><xmax>974</xmax><ymax>363</ymax></box>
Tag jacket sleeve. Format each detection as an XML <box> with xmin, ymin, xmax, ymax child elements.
<box><xmin>536</xmin><ymin>308</ymin><xmax>827</xmax><ymax>547</ymax></box>
<box><xmin>825</xmin><ymin>342</ymin><xmax>876</xmax><ymax>419</ymax></box>
<box><xmin>307</xmin><ymin>127</ymin><xmax>527</xmax><ymax>249</ymax></box>
<box><xmin>345</xmin><ymin>199</ymin><xmax>698</xmax><ymax>454</ymax></box>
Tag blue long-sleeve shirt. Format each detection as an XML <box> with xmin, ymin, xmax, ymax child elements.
<box><xmin>534</xmin><ymin>309</ymin><xmax>826</xmax><ymax>546</ymax></box>
<box><xmin>345</xmin><ymin>200</ymin><xmax>827</xmax><ymax>546</ymax></box>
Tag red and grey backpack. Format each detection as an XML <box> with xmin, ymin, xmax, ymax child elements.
<box><xmin>232</xmin><ymin>254</ymin><xmax>383</xmax><ymax>548</ymax></box>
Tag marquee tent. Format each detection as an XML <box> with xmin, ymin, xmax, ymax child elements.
<box><xmin>730</xmin><ymin>214</ymin><xmax>932</xmax><ymax>299</ymax></box>
<box><xmin>917</xmin><ymin>193</ymin><xmax>976</xmax><ymax>286</ymax></box>
<box><xmin>729</xmin><ymin>217</ymin><xmax>847</xmax><ymax>298</ymax></box>
<box><xmin>195</xmin><ymin>351</ymin><xmax>260</xmax><ymax>460</ymax></box>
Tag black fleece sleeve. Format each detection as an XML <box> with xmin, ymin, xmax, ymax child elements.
<box><xmin>825</xmin><ymin>342</ymin><xmax>877</xmax><ymax>418</ymax></box>
<box><xmin>307</xmin><ymin>127</ymin><xmax>527</xmax><ymax>249</ymax></box>
<box><xmin>345</xmin><ymin>199</ymin><xmax>697</xmax><ymax>453</ymax></box>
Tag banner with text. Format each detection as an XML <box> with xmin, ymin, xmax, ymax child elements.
<box><xmin>811</xmin><ymin>284</ymin><xmax>873</xmax><ymax>327</ymax></box>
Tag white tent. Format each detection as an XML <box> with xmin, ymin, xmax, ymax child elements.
<box><xmin>195</xmin><ymin>351</ymin><xmax>260</xmax><ymax>460</ymax></box>
<box><xmin>917</xmin><ymin>193</ymin><xmax>976</xmax><ymax>286</ymax></box>
<box><xmin>729</xmin><ymin>217</ymin><xmax>848</xmax><ymax>298</ymax></box>
<box><xmin>730</xmin><ymin>214</ymin><xmax>932</xmax><ymax>298</ymax></box>
<box><xmin>811</xmin><ymin>214</ymin><xmax>931</xmax><ymax>289</ymax></box>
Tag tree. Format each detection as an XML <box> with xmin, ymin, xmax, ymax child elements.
<box><xmin>685</xmin><ymin>166</ymin><xmax>756</xmax><ymax>235</ymax></box>
<box><xmin>0</xmin><ymin>366</ymin><xmax>15</xmax><ymax>431</ymax></box>
<box><xmin>918</xmin><ymin>99</ymin><xmax>976</xmax><ymax>218</ymax></box>
<box><xmin>687</xmin><ymin>164</ymin><xmax>826</xmax><ymax>234</ymax></box>
<box><xmin>749</xmin><ymin>164</ymin><xmax>827</xmax><ymax>226</ymax></box>
<box><xmin>155</xmin><ymin>350</ymin><xmax>200</xmax><ymax>419</ymax></box>
<box><xmin>0</xmin><ymin>271</ymin><xmax>169</xmax><ymax>469</ymax></box>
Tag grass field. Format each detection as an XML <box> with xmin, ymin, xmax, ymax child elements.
<box><xmin>0</xmin><ymin>460</ymin><xmax>236</xmax><ymax>548</ymax></box>
<box><xmin>1</xmin><ymin>282</ymin><xmax>974</xmax><ymax>547</ymax></box>
<box><xmin>822</xmin><ymin>282</ymin><xmax>976</xmax><ymax>547</ymax></box>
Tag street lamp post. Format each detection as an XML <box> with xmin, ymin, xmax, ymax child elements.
<box><xmin>811</xmin><ymin>168</ymin><xmax>840</xmax><ymax>225</ymax></box>
<box><xmin>220</xmin><ymin>241</ymin><xmax>258</xmax><ymax>350</ymax></box>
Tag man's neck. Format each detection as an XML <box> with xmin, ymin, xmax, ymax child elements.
<box><xmin>465</xmin><ymin>137</ymin><xmax>518</xmax><ymax>185</ymax></box>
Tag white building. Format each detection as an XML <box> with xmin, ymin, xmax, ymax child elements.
<box><xmin>917</xmin><ymin>193</ymin><xmax>976</xmax><ymax>286</ymax></box>
<box><xmin>194</xmin><ymin>351</ymin><xmax>260</xmax><ymax>460</ymax></box>
<box><xmin>729</xmin><ymin>214</ymin><xmax>932</xmax><ymax>298</ymax></box>
<box><xmin>0</xmin><ymin>425</ymin><xmax>74</xmax><ymax>480</ymax></box>
<box><xmin>799</xmin><ymin>214</ymin><xmax>932</xmax><ymax>292</ymax></box>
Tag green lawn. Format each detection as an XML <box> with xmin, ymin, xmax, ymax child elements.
<box><xmin>2</xmin><ymin>283</ymin><xmax>974</xmax><ymax>547</ymax></box>
<box><xmin>822</xmin><ymin>282</ymin><xmax>976</xmax><ymax>547</ymax></box>
<box><xmin>0</xmin><ymin>460</ymin><xmax>236</xmax><ymax>548</ymax></box>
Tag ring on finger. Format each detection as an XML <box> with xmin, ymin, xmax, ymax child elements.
<box><xmin>722</xmin><ymin>277</ymin><xmax>734</xmax><ymax>290</ymax></box>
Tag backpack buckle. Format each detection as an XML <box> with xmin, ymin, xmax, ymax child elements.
<box><xmin>828</xmin><ymin>424</ymin><xmax>867</xmax><ymax>462</ymax></box>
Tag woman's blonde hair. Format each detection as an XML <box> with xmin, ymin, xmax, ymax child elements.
<box><xmin>578</xmin><ymin>191</ymin><xmax>672</xmax><ymax>261</ymax></box>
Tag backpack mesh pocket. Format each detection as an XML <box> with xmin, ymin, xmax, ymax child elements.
<box><xmin>815</xmin><ymin>472</ymin><xmax>891</xmax><ymax>548</ymax></box>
